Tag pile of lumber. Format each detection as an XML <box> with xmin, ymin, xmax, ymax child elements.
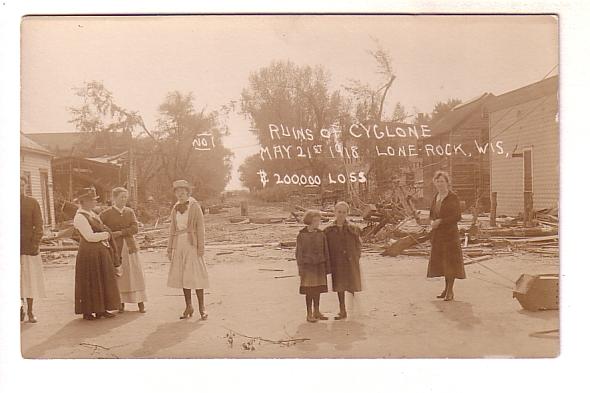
<box><xmin>361</xmin><ymin>183</ymin><xmax>421</xmax><ymax>241</ymax></box>
<box><xmin>535</xmin><ymin>207</ymin><xmax>558</xmax><ymax>228</ymax></box>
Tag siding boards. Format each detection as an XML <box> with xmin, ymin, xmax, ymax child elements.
<box><xmin>489</xmin><ymin>94</ymin><xmax>559</xmax><ymax>216</ymax></box>
<box><xmin>21</xmin><ymin>150</ymin><xmax>56</xmax><ymax>227</ymax></box>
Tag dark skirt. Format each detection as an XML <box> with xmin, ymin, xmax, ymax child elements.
<box><xmin>74</xmin><ymin>241</ymin><xmax>121</xmax><ymax>315</ymax></box>
<box><xmin>331</xmin><ymin>256</ymin><xmax>362</xmax><ymax>293</ymax></box>
<box><xmin>299</xmin><ymin>263</ymin><xmax>328</xmax><ymax>295</ymax></box>
<box><xmin>427</xmin><ymin>233</ymin><xmax>466</xmax><ymax>279</ymax></box>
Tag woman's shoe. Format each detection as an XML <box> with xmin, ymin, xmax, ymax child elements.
<box><xmin>444</xmin><ymin>292</ymin><xmax>455</xmax><ymax>301</ymax></box>
<box><xmin>27</xmin><ymin>313</ymin><xmax>37</xmax><ymax>323</ymax></box>
<box><xmin>334</xmin><ymin>311</ymin><xmax>347</xmax><ymax>320</ymax></box>
<box><xmin>119</xmin><ymin>303</ymin><xmax>125</xmax><ymax>313</ymax></box>
<box><xmin>138</xmin><ymin>302</ymin><xmax>146</xmax><ymax>313</ymax></box>
<box><xmin>100</xmin><ymin>311</ymin><xmax>115</xmax><ymax>318</ymax></box>
<box><xmin>313</xmin><ymin>312</ymin><xmax>328</xmax><ymax>320</ymax></box>
<box><xmin>83</xmin><ymin>314</ymin><xmax>96</xmax><ymax>321</ymax></box>
<box><xmin>180</xmin><ymin>306</ymin><xmax>194</xmax><ymax>319</ymax></box>
<box><xmin>437</xmin><ymin>290</ymin><xmax>447</xmax><ymax>299</ymax></box>
<box><xmin>306</xmin><ymin>314</ymin><xmax>318</xmax><ymax>323</ymax></box>
<box><xmin>200</xmin><ymin>311</ymin><xmax>208</xmax><ymax>320</ymax></box>
<box><xmin>20</xmin><ymin>306</ymin><xmax>25</xmax><ymax>322</ymax></box>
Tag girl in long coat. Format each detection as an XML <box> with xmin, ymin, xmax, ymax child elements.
<box><xmin>324</xmin><ymin>201</ymin><xmax>362</xmax><ymax>320</ymax></box>
<box><xmin>100</xmin><ymin>187</ymin><xmax>147</xmax><ymax>313</ymax></box>
<box><xmin>295</xmin><ymin>210</ymin><xmax>331</xmax><ymax>323</ymax></box>
<box><xmin>427</xmin><ymin>171</ymin><xmax>466</xmax><ymax>301</ymax></box>
<box><xmin>167</xmin><ymin>180</ymin><xmax>209</xmax><ymax>320</ymax></box>
<box><xmin>73</xmin><ymin>188</ymin><xmax>121</xmax><ymax>320</ymax></box>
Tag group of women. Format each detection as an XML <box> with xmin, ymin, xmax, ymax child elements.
<box><xmin>70</xmin><ymin>179</ymin><xmax>209</xmax><ymax>321</ymax></box>
<box><xmin>20</xmin><ymin>170</ymin><xmax>466</xmax><ymax>324</ymax></box>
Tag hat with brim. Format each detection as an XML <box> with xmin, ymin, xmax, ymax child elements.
<box><xmin>74</xmin><ymin>187</ymin><xmax>100</xmax><ymax>202</ymax></box>
<box><xmin>172</xmin><ymin>179</ymin><xmax>192</xmax><ymax>192</ymax></box>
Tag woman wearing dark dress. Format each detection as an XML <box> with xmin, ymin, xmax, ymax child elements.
<box><xmin>73</xmin><ymin>187</ymin><xmax>121</xmax><ymax>320</ymax></box>
<box><xmin>295</xmin><ymin>210</ymin><xmax>331</xmax><ymax>323</ymax></box>
<box><xmin>324</xmin><ymin>201</ymin><xmax>362</xmax><ymax>320</ymax></box>
<box><xmin>427</xmin><ymin>171</ymin><xmax>466</xmax><ymax>301</ymax></box>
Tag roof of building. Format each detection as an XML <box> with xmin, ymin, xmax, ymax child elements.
<box><xmin>486</xmin><ymin>75</ymin><xmax>558</xmax><ymax>113</ymax></box>
<box><xmin>430</xmin><ymin>92</ymin><xmax>495</xmax><ymax>137</ymax></box>
<box><xmin>20</xmin><ymin>133</ymin><xmax>53</xmax><ymax>156</ymax></box>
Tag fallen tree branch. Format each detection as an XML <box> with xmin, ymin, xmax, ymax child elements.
<box><xmin>222</xmin><ymin>327</ymin><xmax>310</xmax><ymax>345</ymax></box>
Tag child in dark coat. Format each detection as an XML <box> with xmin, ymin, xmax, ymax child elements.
<box><xmin>295</xmin><ymin>210</ymin><xmax>331</xmax><ymax>323</ymax></box>
<box><xmin>324</xmin><ymin>201</ymin><xmax>363</xmax><ymax>320</ymax></box>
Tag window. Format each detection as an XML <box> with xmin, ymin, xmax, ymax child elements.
<box><xmin>23</xmin><ymin>171</ymin><xmax>32</xmax><ymax>196</ymax></box>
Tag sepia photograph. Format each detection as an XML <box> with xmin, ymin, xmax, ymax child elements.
<box><xmin>18</xmin><ymin>14</ymin><xmax>559</xmax><ymax>359</ymax></box>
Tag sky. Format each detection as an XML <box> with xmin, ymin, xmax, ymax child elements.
<box><xmin>21</xmin><ymin>15</ymin><xmax>558</xmax><ymax>190</ymax></box>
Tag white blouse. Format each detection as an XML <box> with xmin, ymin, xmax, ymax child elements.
<box><xmin>175</xmin><ymin>210</ymin><xmax>189</xmax><ymax>231</ymax></box>
<box><xmin>73</xmin><ymin>209</ymin><xmax>110</xmax><ymax>242</ymax></box>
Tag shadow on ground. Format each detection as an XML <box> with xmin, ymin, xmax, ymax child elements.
<box><xmin>292</xmin><ymin>320</ymin><xmax>367</xmax><ymax>352</ymax></box>
<box><xmin>23</xmin><ymin>313</ymin><xmax>142</xmax><ymax>358</ymax></box>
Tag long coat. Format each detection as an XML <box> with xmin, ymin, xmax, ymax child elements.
<box><xmin>427</xmin><ymin>191</ymin><xmax>466</xmax><ymax>279</ymax></box>
<box><xmin>324</xmin><ymin>221</ymin><xmax>363</xmax><ymax>293</ymax></box>
<box><xmin>295</xmin><ymin>227</ymin><xmax>331</xmax><ymax>294</ymax></box>
<box><xmin>21</xmin><ymin>195</ymin><xmax>43</xmax><ymax>256</ymax></box>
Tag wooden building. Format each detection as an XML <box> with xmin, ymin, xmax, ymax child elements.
<box><xmin>20</xmin><ymin>133</ymin><xmax>56</xmax><ymax>228</ymax></box>
<box><xmin>422</xmin><ymin>93</ymin><xmax>495</xmax><ymax>211</ymax></box>
<box><xmin>487</xmin><ymin>75</ymin><xmax>559</xmax><ymax>216</ymax></box>
<box><xmin>27</xmin><ymin>131</ymin><xmax>138</xmax><ymax>222</ymax></box>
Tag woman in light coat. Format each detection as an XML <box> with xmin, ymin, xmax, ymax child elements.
<box><xmin>167</xmin><ymin>180</ymin><xmax>209</xmax><ymax>320</ymax></box>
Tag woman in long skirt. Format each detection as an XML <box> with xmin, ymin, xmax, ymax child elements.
<box><xmin>20</xmin><ymin>175</ymin><xmax>46</xmax><ymax>323</ymax></box>
<box><xmin>73</xmin><ymin>187</ymin><xmax>121</xmax><ymax>320</ymax></box>
<box><xmin>324</xmin><ymin>201</ymin><xmax>363</xmax><ymax>320</ymax></box>
<box><xmin>167</xmin><ymin>180</ymin><xmax>209</xmax><ymax>320</ymax></box>
<box><xmin>100</xmin><ymin>187</ymin><xmax>147</xmax><ymax>313</ymax></box>
<box><xmin>427</xmin><ymin>171</ymin><xmax>466</xmax><ymax>301</ymax></box>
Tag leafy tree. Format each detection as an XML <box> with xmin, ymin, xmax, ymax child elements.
<box><xmin>240</xmin><ymin>61</ymin><xmax>343</xmax><ymax>190</ymax></box>
<box><xmin>430</xmin><ymin>98</ymin><xmax>463</xmax><ymax>123</ymax></box>
<box><xmin>69</xmin><ymin>81</ymin><xmax>233</xmax><ymax>203</ymax></box>
<box><xmin>238</xmin><ymin>154</ymin><xmax>265</xmax><ymax>192</ymax></box>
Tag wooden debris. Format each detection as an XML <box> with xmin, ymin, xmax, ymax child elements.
<box><xmin>464</xmin><ymin>255</ymin><xmax>493</xmax><ymax>265</ymax></box>
<box><xmin>381</xmin><ymin>233</ymin><xmax>430</xmax><ymax>257</ymax></box>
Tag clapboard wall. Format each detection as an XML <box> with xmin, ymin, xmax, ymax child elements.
<box><xmin>489</xmin><ymin>92</ymin><xmax>559</xmax><ymax>216</ymax></box>
<box><xmin>21</xmin><ymin>150</ymin><xmax>56</xmax><ymax>228</ymax></box>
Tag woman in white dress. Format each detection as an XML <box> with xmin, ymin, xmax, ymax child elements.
<box><xmin>167</xmin><ymin>180</ymin><xmax>209</xmax><ymax>320</ymax></box>
<box><xmin>100</xmin><ymin>187</ymin><xmax>147</xmax><ymax>313</ymax></box>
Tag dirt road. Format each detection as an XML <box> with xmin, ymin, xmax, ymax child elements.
<box><xmin>21</xmin><ymin>204</ymin><xmax>559</xmax><ymax>358</ymax></box>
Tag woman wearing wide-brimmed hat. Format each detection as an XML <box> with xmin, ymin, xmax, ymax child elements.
<box><xmin>73</xmin><ymin>187</ymin><xmax>121</xmax><ymax>320</ymax></box>
<box><xmin>167</xmin><ymin>180</ymin><xmax>210</xmax><ymax>320</ymax></box>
